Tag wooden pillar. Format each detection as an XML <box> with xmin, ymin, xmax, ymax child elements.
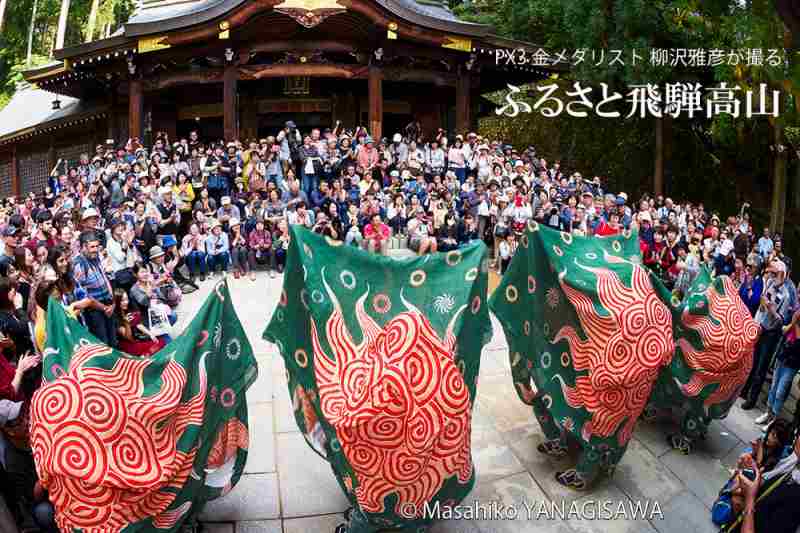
<box><xmin>240</xmin><ymin>93</ymin><xmax>258</xmax><ymax>141</ymax></box>
<box><xmin>456</xmin><ymin>72</ymin><xmax>470</xmax><ymax>135</ymax></box>
<box><xmin>48</xmin><ymin>141</ymin><xmax>57</xmax><ymax>176</ymax></box>
<box><xmin>224</xmin><ymin>65</ymin><xmax>238</xmax><ymax>141</ymax></box>
<box><xmin>128</xmin><ymin>78</ymin><xmax>143</xmax><ymax>141</ymax></box>
<box><xmin>10</xmin><ymin>145</ymin><xmax>19</xmax><ymax>198</ymax></box>
<box><xmin>368</xmin><ymin>66</ymin><xmax>383</xmax><ymax>141</ymax></box>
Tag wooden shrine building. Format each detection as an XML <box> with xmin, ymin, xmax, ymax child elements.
<box><xmin>0</xmin><ymin>0</ymin><xmax>553</xmax><ymax>197</ymax></box>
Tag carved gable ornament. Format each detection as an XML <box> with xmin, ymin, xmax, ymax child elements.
<box><xmin>273</xmin><ymin>0</ymin><xmax>347</xmax><ymax>28</ymax></box>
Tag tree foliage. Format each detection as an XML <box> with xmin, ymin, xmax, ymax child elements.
<box><xmin>456</xmin><ymin>0</ymin><xmax>799</xmax><ymax>218</ymax></box>
<box><xmin>0</xmin><ymin>0</ymin><xmax>133</xmax><ymax>108</ymax></box>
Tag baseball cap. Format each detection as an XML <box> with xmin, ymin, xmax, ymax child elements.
<box><xmin>2</xmin><ymin>226</ymin><xmax>18</xmax><ymax>237</ymax></box>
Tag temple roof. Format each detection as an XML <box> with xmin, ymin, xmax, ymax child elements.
<box><xmin>122</xmin><ymin>0</ymin><xmax>488</xmax><ymax>37</ymax></box>
<box><xmin>0</xmin><ymin>86</ymin><xmax>106</xmax><ymax>145</ymax></box>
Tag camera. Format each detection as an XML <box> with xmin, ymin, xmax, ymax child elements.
<box><xmin>741</xmin><ymin>468</ymin><xmax>757</xmax><ymax>482</ymax></box>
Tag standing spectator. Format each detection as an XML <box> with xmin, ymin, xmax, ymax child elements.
<box><xmin>758</xmin><ymin>228</ymin><xmax>774</xmax><ymax>258</ymax></box>
<box><xmin>757</xmin><ymin>310</ymin><xmax>800</xmax><ymax>429</ymax></box>
<box><xmin>299</xmin><ymin>135</ymin><xmax>322</xmax><ymax>197</ymax></box>
<box><xmin>742</xmin><ymin>260</ymin><xmax>792</xmax><ymax>411</ymax></box>
<box><xmin>229</xmin><ymin>219</ymin><xmax>249</xmax><ymax>280</ymax></box>
<box><xmin>498</xmin><ymin>232</ymin><xmax>517</xmax><ymax>274</ymax></box>
<box><xmin>739</xmin><ymin>258</ymin><xmax>764</xmax><ymax>317</ymax></box>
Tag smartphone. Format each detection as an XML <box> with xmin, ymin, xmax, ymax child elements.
<box><xmin>741</xmin><ymin>468</ymin><xmax>757</xmax><ymax>481</ymax></box>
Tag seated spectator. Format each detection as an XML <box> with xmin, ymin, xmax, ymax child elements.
<box><xmin>248</xmin><ymin>220</ymin><xmax>275</xmax><ymax>279</ymax></box>
<box><xmin>362</xmin><ymin>214</ymin><xmax>391</xmax><ymax>255</ymax></box>
<box><xmin>181</xmin><ymin>223</ymin><xmax>208</xmax><ymax>282</ymax></box>
<box><xmin>112</xmin><ymin>288</ymin><xmax>164</xmax><ymax>357</ymax></box>
<box><xmin>274</xmin><ymin>220</ymin><xmax>290</xmax><ymax>273</ymax></box>
<box><xmin>716</xmin><ymin>424</ymin><xmax>800</xmax><ymax>533</ymax></box>
<box><xmin>407</xmin><ymin>208</ymin><xmax>437</xmax><ymax>255</ymax></box>
<box><xmin>436</xmin><ymin>213</ymin><xmax>459</xmax><ymax>252</ymax></box>
<box><xmin>205</xmin><ymin>220</ymin><xmax>231</xmax><ymax>275</ymax></box>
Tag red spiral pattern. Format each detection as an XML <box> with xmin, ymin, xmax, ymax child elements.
<box><xmin>597</xmin><ymin>388</ymin><xmax>625</xmax><ymax>408</ymax></box>
<box><xmin>405</xmin><ymin>350</ymin><xmax>441</xmax><ymax>405</ymax></box>
<box><xmin>634</xmin><ymin>327</ymin><xmax>672</xmax><ymax>370</ymax></box>
<box><xmin>364</xmin><ymin>416</ymin><xmax>404</xmax><ymax>449</ymax></box>
<box><xmin>51</xmin><ymin>421</ymin><xmax>108</xmax><ymax>485</ymax></box>
<box><xmin>621</xmin><ymin>304</ymin><xmax>649</xmax><ymax>340</ymax></box>
<box><xmin>30</xmin><ymin>425</ymin><xmax>53</xmax><ymax>477</ymax></box>
<box><xmin>341</xmin><ymin>360</ymin><xmax>373</xmax><ymax>410</ymax></box>
<box><xmin>743</xmin><ymin>320</ymin><xmax>760</xmax><ymax>343</ymax></box>
<box><xmin>437</xmin><ymin>416</ymin><xmax>467</xmax><ymax>455</ymax></box>
<box><xmin>110</xmin><ymin>419</ymin><xmax>162</xmax><ymax>488</ymax></box>
<box><xmin>555</xmin><ymin>263</ymin><xmax>674</xmax><ymax>444</ymax></box>
<box><xmin>626</xmin><ymin>377</ymin><xmax>655</xmax><ymax>411</ymax></box>
<box><xmin>590</xmin><ymin>366</ymin><xmax>619</xmax><ymax>391</ymax></box>
<box><xmin>313</xmin><ymin>302</ymin><xmax>473</xmax><ymax>519</ymax></box>
<box><xmin>439</xmin><ymin>364</ymin><xmax>469</xmax><ymax>414</ymax></box>
<box><xmin>407</xmin><ymin>405</ymin><xmax>439</xmax><ymax>452</ymax></box>
<box><xmin>383</xmin><ymin>315</ymin><xmax>418</xmax><ymax>360</ymax></box>
<box><xmin>62</xmin><ymin>497</ymin><xmax>114</xmax><ymax>528</ymax></box>
<box><xmin>385</xmin><ymin>451</ymin><xmax>426</xmax><ymax>483</ymax></box>
<box><xmin>644</xmin><ymin>294</ymin><xmax>670</xmax><ymax>327</ymax></box>
<box><xmin>347</xmin><ymin>443</ymin><xmax>383</xmax><ymax>475</ymax></box>
<box><xmin>81</xmin><ymin>382</ymin><xmax>127</xmax><ymax>443</ymax></box>
<box><xmin>60</xmin><ymin>476</ymin><xmax>118</xmax><ymax>508</ymax></box>
<box><xmin>604</xmin><ymin>336</ymin><xmax>636</xmax><ymax>375</ymax></box>
<box><xmin>33</xmin><ymin>376</ymin><xmax>83</xmax><ymax>426</ymax></box>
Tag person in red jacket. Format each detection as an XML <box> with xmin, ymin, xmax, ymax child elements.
<box><xmin>363</xmin><ymin>213</ymin><xmax>391</xmax><ymax>256</ymax></box>
<box><xmin>595</xmin><ymin>211</ymin><xmax>621</xmax><ymax>237</ymax></box>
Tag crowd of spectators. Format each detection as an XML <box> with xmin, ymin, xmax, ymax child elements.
<box><xmin>0</xmin><ymin>119</ymin><xmax>796</xmax><ymax>531</ymax></box>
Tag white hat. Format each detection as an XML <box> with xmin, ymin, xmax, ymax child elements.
<box><xmin>221</xmin><ymin>196</ymin><xmax>231</xmax><ymax>205</ymax></box>
<box><xmin>158</xmin><ymin>185</ymin><xmax>172</xmax><ymax>196</ymax></box>
<box><xmin>82</xmin><ymin>207</ymin><xmax>99</xmax><ymax>219</ymax></box>
<box><xmin>229</xmin><ymin>218</ymin><xmax>241</xmax><ymax>227</ymax></box>
<box><xmin>393</xmin><ymin>133</ymin><xmax>402</xmax><ymax>143</ymax></box>
<box><xmin>498</xmin><ymin>195</ymin><xmax>509</xmax><ymax>203</ymax></box>
<box><xmin>769</xmin><ymin>260</ymin><xmax>787</xmax><ymax>273</ymax></box>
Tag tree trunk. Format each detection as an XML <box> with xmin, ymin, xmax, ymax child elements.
<box><xmin>770</xmin><ymin>120</ymin><xmax>788</xmax><ymax>234</ymax></box>
<box><xmin>85</xmin><ymin>0</ymin><xmax>99</xmax><ymax>42</ymax></box>
<box><xmin>794</xmin><ymin>152</ymin><xmax>800</xmax><ymax>209</ymax></box>
<box><xmin>55</xmin><ymin>0</ymin><xmax>70</xmax><ymax>51</ymax></box>
<box><xmin>0</xmin><ymin>0</ymin><xmax>8</xmax><ymax>34</ymax></box>
<box><xmin>26</xmin><ymin>0</ymin><xmax>39</xmax><ymax>66</ymax></box>
<box><xmin>654</xmin><ymin>115</ymin><xmax>664</xmax><ymax>197</ymax></box>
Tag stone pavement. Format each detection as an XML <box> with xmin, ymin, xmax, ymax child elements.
<box><xmin>175</xmin><ymin>272</ymin><xmax>764</xmax><ymax>533</ymax></box>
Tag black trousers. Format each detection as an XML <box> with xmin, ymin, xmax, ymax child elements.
<box><xmin>743</xmin><ymin>328</ymin><xmax>783</xmax><ymax>404</ymax></box>
<box><xmin>83</xmin><ymin>307</ymin><xmax>117</xmax><ymax>347</ymax></box>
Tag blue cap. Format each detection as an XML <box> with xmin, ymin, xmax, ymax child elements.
<box><xmin>161</xmin><ymin>235</ymin><xmax>177</xmax><ymax>248</ymax></box>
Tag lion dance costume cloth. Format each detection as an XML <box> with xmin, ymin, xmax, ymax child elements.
<box><xmin>490</xmin><ymin>223</ymin><xmax>759</xmax><ymax>490</ymax></box>
<box><xmin>264</xmin><ymin>227</ymin><xmax>492</xmax><ymax>532</ymax></box>
<box><xmin>29</xmin><ymin>280</ymin><xmax>258</xmax><ymax>532</ymax></box>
